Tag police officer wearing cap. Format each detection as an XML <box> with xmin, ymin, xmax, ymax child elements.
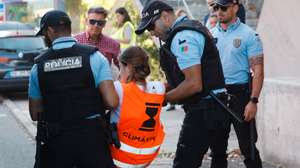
<box><xmin>29</xmin><ymin>10</ymin><xmax>118</xmax><ymax>168</ymax></box>
<box><xmin>135</xmin><ymin>1</ymin><xmax>231</xmax><ymax>167</ymax></box>
<box><xmin>210</xmin><ymin>0</ymin><xmax>264</xmax><ymax>167</ymax></box>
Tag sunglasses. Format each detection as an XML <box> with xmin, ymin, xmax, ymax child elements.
<box><xmin>213</xmin><ymin>4</ymin><xmax>232</xmax><ymax>12</ymax></box>
<box><xmin>89</xmin><ymin>19</ymin><xmax>106</xmax><ymax>26</ymax></box>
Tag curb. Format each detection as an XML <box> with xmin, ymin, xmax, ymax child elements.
<box><xmin>1</xmin><ymin>96</ymin><xmax>36</xmax><ymax>139</ymax></box>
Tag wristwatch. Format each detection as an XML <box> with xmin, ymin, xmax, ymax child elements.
<box><xmin>250</xmin><ymin>97</ymin><xmax>259</xmax><ymax>104</ymax></box>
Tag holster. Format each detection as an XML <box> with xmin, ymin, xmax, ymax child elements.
<box><xmin>109</xmin><ymin>122</ymin><xmax>121</xmax><ymax>149</ymax></box>
<box><xmin>36</xmin><ymin>121</ymin><xmax>49</xmax><ymax>143</ymax></box>
<box><xmin>103</xmin><ymin>112</ymin><xmax>121</xmax><ymax>149</ymax></box>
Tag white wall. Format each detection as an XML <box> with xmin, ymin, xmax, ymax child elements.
<box><xmin>257</xmin><ymin>80</ymin><xmax>300</xmax><ymax>168</ymax></box>
<box><xmin>256</xmin><ymin>0</ymin><xmax>300</xmax><ymax>167</ymax></box>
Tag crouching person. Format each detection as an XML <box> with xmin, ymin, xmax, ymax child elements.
<box><xmin>110</xmin><ymin>46</ymin><xmax>165</xmax><ymax>167</ymax></box>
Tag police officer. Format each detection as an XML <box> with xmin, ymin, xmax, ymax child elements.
<box><xmin>210</xmin><ymin>0</ymin><xmax>264</xmax><ymax>167</ymax></box>
<box><xmin>135</xmin><ymin>1</ymin><xmax>230</xmax><ymax>167</ymax></box>
<box><xmin>29</xmin><ymin>10</ymin><xmax>118</xmax><ymax>168</ymax></box>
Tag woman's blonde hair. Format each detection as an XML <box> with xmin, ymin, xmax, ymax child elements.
<box><xmin>119</xmin><ymin>46</ymin><xmax>151</xmax><ymax>82</ymax></box>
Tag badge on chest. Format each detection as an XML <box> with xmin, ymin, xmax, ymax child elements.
<box><xmin>233</xmin><ymin>39</ymin><xmax>242</xmax><ymax>48</ymax></box>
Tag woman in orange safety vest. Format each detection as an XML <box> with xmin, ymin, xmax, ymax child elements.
<box><xmin>110</xmin><ymin>46</ymin><xmax>165</xmax><ymax>168</ymax></box>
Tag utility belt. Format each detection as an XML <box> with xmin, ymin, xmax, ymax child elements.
<box><xmin>226</xmin><ymin>83</ymin><xmax>249</xmax><ymax>94</ymax></box>
<box><xmin>182</xmin><ymin>92</ymin><xmax>227</xmax><ymax>112</ymax></box>
<box><xmin>183</xmin><ymin>91</ymin><xmax>244</xmax><ymax>123</ymax></box>
<box><xmin>36</xmin><ymin>117</ymin><xmax>105</xmax><ymax>143</ymax></box>
<box><xmin>182</xmin><ymin>90</ymin><xmax>227</xmax><ymax>106</ymax></box>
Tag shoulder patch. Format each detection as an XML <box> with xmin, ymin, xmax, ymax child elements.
<box><xmin>255</xmin><ymin>34</ymin><xmax>261</xmax><ymax>42</ymax></box>
<box><xmin>44</xmin><ymin>56</ymin><xmax>82</xmax><ymax>72</ymax></box>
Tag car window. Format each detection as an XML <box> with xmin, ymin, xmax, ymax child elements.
<box><xmin>0</xmin><ymin>37</ymin><xmax>46</xmax><ymax>51</ymax></box>
<box><xmin>0</xmin><ymin>22</ymin><xmax>34</xmax><ymax>30</ymax></box>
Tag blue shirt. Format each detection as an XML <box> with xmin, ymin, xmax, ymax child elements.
<box><xmin>170</xmin><ymin>16</ymin><xmax>225</xmax><ymax>95</ymax></box>
<box><xmin>170</xmin><ymin>16</ymin><xmax>205</xmax><ymax>70</ymax></box>
<box><xmin>28</xmin><ymin>36</ymin><xmax>112</xmax><ymax>99</ymax></box>
<box><xmin>210</xmin><ymin>18</ymin><xmax>263</xmax><ymax>84</ymax></box>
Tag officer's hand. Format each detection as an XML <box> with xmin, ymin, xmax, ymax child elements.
<box><xmin>243</xmin><ymin>102</ymin><xmax>257</xmax><ymax>122</ymax></box>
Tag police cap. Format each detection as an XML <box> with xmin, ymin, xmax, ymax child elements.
<box><xmin>135</xmin><ymin>0</ymin><xmax>173</xmax><ymax>35</ymax></box>
<box><xmin>36</xmin><ymin>10</ymin><xmax>71</xmax><ymax>36</ymax></box>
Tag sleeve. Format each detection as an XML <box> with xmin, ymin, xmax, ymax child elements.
<box><xmin>146</xmin><ymin>81</ymin><xmax>166</xmax><ymax>95</ymax></box>
<box><xmin>90</xmin><ymin>51</ymin><xmax>113</xmax><ymax>87</ymax></box>
<box><xmin>28</xmin><ymin>64</ymin><xmax>42</xmax><ymax>99</ymax></box>
<box><xmin>110</xmin><ymin>81</ymin><xmax>123</xmax><ymax>124</ymax></box>
<box><xmin>170</xmin><ymin>30</ymin><xmax>205</xmax><ymax>70</ymax></box>
<box><xmin>123</xmin><ymin>24</ymin><xmax>133</xmax><ymax>41</ymax></box>
<box><xmin>246</xmin><ymin>32</ymin><xmax>264</xmax><ymax>58</ymax></box>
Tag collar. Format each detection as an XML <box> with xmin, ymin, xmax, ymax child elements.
<box><xmin>85</xmin><ymin>31</ymin><xmax>103</xmax><ymax>41</ymax></box>
<box><xmin>216</xmin><ymin>17</ymin><xmax>241</xmax><ymax>32</ymax></box>
<box><xmin>52</xmin><ymin>36</ymin><xmax>77</xmax><ymax>48</ymax></box>
<box><xmin>170</xmin><ymin>15</ymin><xmax>188</xmax><ymax>29</ymax></box>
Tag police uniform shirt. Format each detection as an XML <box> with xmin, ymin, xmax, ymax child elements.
<box><xmin>29</xmin><ymin>36</ymin><xmax>112</xmax><ymax>99</ymax></box>
<box><xmin>210</xmin><ymin>18</ymin><xmax>263</xmax><ymax>84</ymax></box>
<box><xmin>170</xmin><ymin>16</ymin><xmax>225</xmax><ymax>94</ymax></box>
<box><xmin>170</xmin><ymin>16</ymin><xmax>205</xmax><ymax>70</ymax></box>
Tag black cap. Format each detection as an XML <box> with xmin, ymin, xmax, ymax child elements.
<box><xmin>36</xmin><ymin>10</ymin><xmax>71</xmax><ymax>36</ymax></box>
<box><xmin>135</xmin><ymin>0</ymin><xmax>173</xmax><ymax>35</ymax></box>
<box><xmin>214</xmin><ymin>0</ymin><xmax>239</xmax><ymax>6</ymax></box>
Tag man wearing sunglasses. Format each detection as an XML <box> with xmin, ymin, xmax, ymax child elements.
<box><xmin>210</xmin><ymin>0</ymin><xmax>264</xmax><ymax>168</ymax></box>
<box><xmin>136</xmin><ymin>1</ymin><xmax>230</xmax><ymax>167</ymax></box>
<box><xmin>75</xmin><ymin>7</ymin><xmax>120</xmax><ymax>67</ymax></box>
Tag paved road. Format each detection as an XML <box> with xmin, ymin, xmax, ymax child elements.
<box><xmin>0</xmin><ymin>104</ymin><xmax>35</xmax><ymax>168</ymax></box>
<box><xmin>1</xmin><ymin>93</ymin><xmax>277</xmax><ymax>168</ymax></box>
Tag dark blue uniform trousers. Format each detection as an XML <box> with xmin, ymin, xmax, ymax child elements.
<box><xmin>173</xmin><ymin>96</ymin><xmax>230</xmax><ymax>168</ymax></box>
<box><xmin>34</xmin><ymin>119</ymin><xmax>114</xmax><ymax>168</ymax></box>
<box><xmin>210</xmin><ymin>84</ymin><xmax>263</xmax><ymax>168</ymax></box>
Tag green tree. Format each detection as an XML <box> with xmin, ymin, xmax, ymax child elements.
<box><xmin>65</xmin><ymin>0</ymin><xmax>87</xmax><ymax>33</ymax></box>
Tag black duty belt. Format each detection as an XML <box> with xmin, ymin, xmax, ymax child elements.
<box><xmin>38</xmin><ymin>117</ymin><xmax>105</xmax><ymax>141</ymax></box>
<box><xmin>226</xmin><ymin>83</ymin><xmax>249</xmax><ymax>93</ymax></box>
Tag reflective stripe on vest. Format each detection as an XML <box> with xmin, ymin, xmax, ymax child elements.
<box><xmin>113</xmin><ymin>159</ymin><xmax>148</xmax><ymax>168</ymax></box>
<box><xmin>120</xmin><ymin>142</ymin><xmax>160</xmax><ymax>155</ymax></box>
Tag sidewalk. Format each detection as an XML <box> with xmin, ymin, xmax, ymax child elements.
<box><xmin>149</xmin><ymin>105</ymin><xmax>276</xmax><ymax>167</ymax></box>
<box><xmin>2</xmin><ymin>97</ymin><xmax>276</xmax><ymax>168</ymax></box>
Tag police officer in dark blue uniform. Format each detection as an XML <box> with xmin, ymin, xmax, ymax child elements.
<box><xmin>210</xmin><ymin>0</ymin><xmax>265</xmax><ymax>167</ymax></box>
<box><xmin>135</xmin><ymin>1</ymin><xmax>230</xmax><ymax>167</ymax></box>
<box><xmin>29</xmin><ymin>10</ymin><xmax>118</xmax><ymax>168</ymax></box>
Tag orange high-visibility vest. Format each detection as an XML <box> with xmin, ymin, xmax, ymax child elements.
<box><xmin>111</xmin><ymin>82</ymin><xmax>165</xmax><ymax>168</ymax></box>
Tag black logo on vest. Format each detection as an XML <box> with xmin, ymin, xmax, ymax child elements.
<box><xmin>44</xmin><ymin>56</ymin><xmax>82</xmax><ymax>72</ymax></box>
<box><xmin>139</xmin><ymin>102</ymin><xmax>160</xmax><ymax>132</ymax></box>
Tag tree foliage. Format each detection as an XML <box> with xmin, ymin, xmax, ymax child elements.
<box><xmin>65</xmin><ymin>0</ymin><xmax>87</xmax><ymax>33</ymax></box>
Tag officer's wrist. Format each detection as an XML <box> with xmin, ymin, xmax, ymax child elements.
<box><xmin>250</xmin><ymin>97</ymin><xmax>259</xmax><ymax>104</ymax></box>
